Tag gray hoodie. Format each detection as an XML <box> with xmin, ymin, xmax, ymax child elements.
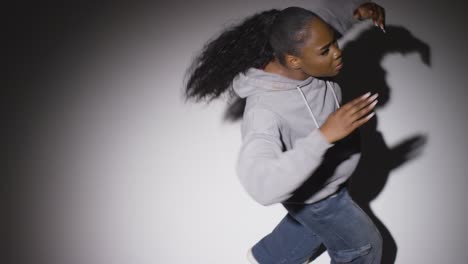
<box><xmin>233</xmin><ymin>0</ymin><xmax>368</xmax><ymax>206</ymax></box>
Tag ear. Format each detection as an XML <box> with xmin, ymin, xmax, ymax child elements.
<box><xmin>285</xmin><ymin>54</ymin><xmax>302</xmax><ymax>70</ymax></box>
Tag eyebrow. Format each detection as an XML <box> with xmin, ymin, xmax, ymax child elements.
<box><xmin>319</xmin><ymin>39</ymin><xmax>334</xmax><ymax>51</ymax></box>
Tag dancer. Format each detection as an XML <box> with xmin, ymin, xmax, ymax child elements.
<box><xmin>185</xmin><ymin>1</ymin><xmax>386</xmax><ymax>263</ymax></box>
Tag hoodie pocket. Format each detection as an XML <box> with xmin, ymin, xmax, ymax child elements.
<box><xmin>328</xmin><ymin>243</ymin><xmax>372</xmax><ymax>263</ymax></box>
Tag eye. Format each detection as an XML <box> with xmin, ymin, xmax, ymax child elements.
<box><xmin>321</xmin><ymin>39</ymin><xmax>338</xmax><ymax>56</ymax></box>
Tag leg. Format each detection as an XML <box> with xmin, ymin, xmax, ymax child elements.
<box><xmin>250</xmin><ymin>212</ymin><xmax>324</xmax><ymax>264</ymax></box>
<box><xmin>284</xmin><ymin>187</ymin><xmax>383</xmax><ymax>264</ymax></box>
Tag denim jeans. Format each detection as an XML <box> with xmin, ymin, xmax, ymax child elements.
<box><xmin>251</xmin><ymin>187</ymin><xmax>382</xmax><ymax>264</ymax></box>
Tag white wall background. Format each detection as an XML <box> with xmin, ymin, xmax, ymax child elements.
<box><xmin>18</xmin><ymin>1</ymin><xmax>468</xmax><ymax>263</ymax></box>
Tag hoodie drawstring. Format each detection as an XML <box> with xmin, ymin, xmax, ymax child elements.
<box><xmin>296</xmin><ymin>80</ymin><xmax>340</xmax><ymax>129</ymax></box>
<box><xmin>328</xmin><ymin>81</ymin><xmax>341</xmax><ymax>109</ymax></box>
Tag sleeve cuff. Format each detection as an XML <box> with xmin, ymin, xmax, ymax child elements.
<box><xmin>299</xmin><ymin>128</ymin><xmax>335</xmax><ymax>156</ymax></box>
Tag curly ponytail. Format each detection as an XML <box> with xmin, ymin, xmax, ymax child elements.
<box><xmin>184</xmin><ymin>9</ymin><xmax>280</xmax><ymax>102</ymax></box>
<box><xmin>184</xmin><ymin>7</ymin><xmax>318</xmax><ymax>103</ymax></box>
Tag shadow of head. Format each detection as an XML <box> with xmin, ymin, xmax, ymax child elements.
<box><xmin>336</xmin><ymin>25</ymin><xmax>431</xmax><ymax>106</ymax></box>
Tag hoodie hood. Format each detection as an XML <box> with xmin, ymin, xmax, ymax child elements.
<box><xmin>232</xmin><ymin>68</ymin><xmax>315</xmax><ymax>98</ymax></box>
<box><xmin>232</xmin><ymin>67</ymin><xmax>341</xmax><ymax>130</ymax></box>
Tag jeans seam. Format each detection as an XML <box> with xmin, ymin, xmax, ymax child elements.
<box><xmin>348</xmin><ymin>198</ymin><xmax>382</xmax><ymax>242</ymax></box>
<box><xmin>348</xmin><ymin>199</ymin><xmax>382</xmax><ymax>263</ymax></box>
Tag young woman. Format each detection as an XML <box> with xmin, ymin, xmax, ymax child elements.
<box><xmin>185</xmin><ymin>1</ymin><xmax>386</xmax><ymax>263</ymax></box>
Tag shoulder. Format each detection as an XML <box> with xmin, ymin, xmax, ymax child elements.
<box><xmin>242</xmin><ymin>107</ymin><xmax>285</xmax><ymax>136</ymax></box>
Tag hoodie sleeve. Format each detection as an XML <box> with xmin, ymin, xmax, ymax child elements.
<box><xmin>306</xmin><ymin>0</ymin><xmax>370</xmax><ymax>35</ymax></box>
<box><xmin>236</xmin><ymin>108</ymin><xmax>334</xmax><ymax>206</ymax></box>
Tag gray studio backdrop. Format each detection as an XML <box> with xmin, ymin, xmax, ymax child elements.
<box><xmin>17</xmin><ymin>0</ymin><xmax>468</xmax><ymax>263</ymax></box>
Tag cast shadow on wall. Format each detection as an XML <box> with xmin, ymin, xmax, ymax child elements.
<box><xmin>335</xmin><ymin>25</ymin><xmax>430</xmax><ymax>264</ymax></box>
<box><xmin>223</xmin><ymin>25</ymin><xmax>430</xmax><ymax>264</ymax></box>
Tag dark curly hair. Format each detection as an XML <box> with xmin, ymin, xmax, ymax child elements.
<box><xmin>184</xmin><ymin>7</ymin><xmax>318</xmax><ymax>103</ymax></box>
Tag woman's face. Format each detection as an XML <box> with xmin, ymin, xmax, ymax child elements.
<box><xmin>295</xmin><ymin>18</ymin><xmax>343</xmax><ymax>77</ymax></box>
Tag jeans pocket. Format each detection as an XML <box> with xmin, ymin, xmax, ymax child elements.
<box><xmin>328</xmin><ymin>243</ymin><xmax>372</xmax><ymax>263</ymax></box>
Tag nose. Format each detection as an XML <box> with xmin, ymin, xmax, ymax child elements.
<box><xmin>333</xmin><ymin>46</ymin><xmax>342</xmax><ymax>60</ymax></box>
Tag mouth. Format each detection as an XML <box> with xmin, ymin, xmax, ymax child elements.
<box><xmin>335</xmin><ymin>61</ymin><xmax>343</xmax><ymax>71</ymax></box>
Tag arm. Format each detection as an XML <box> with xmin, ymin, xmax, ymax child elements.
<box><xmin>236</xmin><ymin>108</ymin><xmax>333</xmax><ymax>206</ymax></box>
<box><xmin>306</xmin><ymin>0</ymin><xmax>370</xmax><ymax>35</ymax></box>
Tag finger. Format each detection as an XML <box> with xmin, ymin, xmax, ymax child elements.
<box><xmin>368</xmin><ymin>7</ymin><xmax>375</xmax><ymax>18</ymax></box>
<box><xmin>373</xmin><ymin>18</ymin><xmax>379</xmax><ymax>28</ymax></box>
<box><xmin>369</xmin><ymin>3</ymin><xmax>379</xmax><ymax>25</ymax></box>
<box><xmin>345</xmin><ymin>94</ymin><xmax>378</xmax><ymax>119</ymax></box>
<box><xmin>342</xmin><ymin>92</ymin><xmax>378</xmax><ymax>114</ymax></box>
<box><xmin>351</xmin><ymin>111</ymin><xmax>376</xmax><ymax>130</ymax></box>
<box><xmin>350</xmin><ymin>98</ymin><xmax>378</xmax><ymax>121</ymax></box>
<box><xmin>376</xmin><ymin>6</ymin><xmax>386</xmax><ymax>31</ymax></box>
<box><xmin>341</xmin><ymin>92</ymin><xmax>372</xmax><ymax>111</ymax></box>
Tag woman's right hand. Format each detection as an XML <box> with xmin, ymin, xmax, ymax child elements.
<box><xmin>319</xmin><ymin>92</ymin><xmax>378</xmax><ymax>144</ymax></box>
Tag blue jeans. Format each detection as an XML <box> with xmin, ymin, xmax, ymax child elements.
<box><xmin>251</xmin><ymin>187</ymin><xmax>382</xmax><ymax>264</ymax></box>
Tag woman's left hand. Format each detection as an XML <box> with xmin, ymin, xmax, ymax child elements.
<box><xmin>353</xmin><ymin>2</ymin><xmax>386</xmax><ymax>32</ymax></box>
